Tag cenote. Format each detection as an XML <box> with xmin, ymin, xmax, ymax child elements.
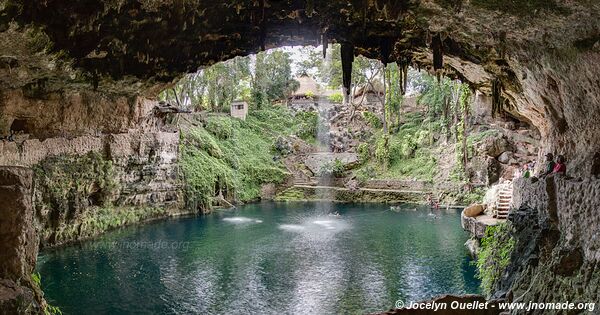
<box><xmin>37</xmin><ymin>202</ymin><xmax>480</xmax><ymax>314</ymax></box>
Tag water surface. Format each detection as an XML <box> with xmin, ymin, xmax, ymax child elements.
<box><xmin>38</xmin><ymin>202</ymin><xmax>480</xmax><ymax>314</ymax></box>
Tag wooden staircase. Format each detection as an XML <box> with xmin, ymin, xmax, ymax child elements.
<box><xmin>495</xmin><ymin>184</ymin><xmax>513</xmax><ymax>220</ymax></box>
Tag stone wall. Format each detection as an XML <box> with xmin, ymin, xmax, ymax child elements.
<box><xmin>496</xmin><ymin>176</ymin><xmax>600</xmax><ymax>312</ymax></box>
<box><xmin>0</xmin><ymin>167</ymin><xmax>44</xmax><ymax>314</ymax></box>
<box><xmin>0</xmin><ymin>90</ymin><xmax>160</xmax><ymax>139</ymax></box>
<box><xmin>0</xmin><ymin>130</ymin><xmax>184</xmax><ymax>246</ymax></box>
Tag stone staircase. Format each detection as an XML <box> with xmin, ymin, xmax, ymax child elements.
<box><xmin>495</xmin><ymin>184</ymin><xmax>513</xmax><ymax>220</ymax></box>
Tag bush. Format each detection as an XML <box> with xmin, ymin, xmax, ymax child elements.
<box><xmin>375</xmin><ymin>135</ymin><xmax>390</xmax><ymax>167</ymax></box>
<box><xmin>295</xmin><ymin>111</ymin><xmax>318</xmax><ymax>140</ymax></box>
<box><xmin>476</xmin><ymin>223</ymin><xmax>515</xmax><ymax>296</ymax></box>
<box><xmin>205</xmin><ymin>116</ymin><xmax>235</xmax><ymax>139</ymax></box>
<box><xmin>355</xmin><ymin>165</ymin><xmax>377</xmax><ymax>184</ymax></box>
<box><xmin>363</xmin><ymin>111</ymin><xmax>382</xmax><ymax>129</ymax></box>
<box><xmin>328</xmin><ymin>92</ymin><xmax>344</xmax><ymax>103</ymax></box>
<box><xmin>318</xmin><ymin>159</ymin><xmax>346</xmax><ymax>177</ymax></box>
<box><xmin>357</xmin><ymin>143</ymin><xmax>370</xmax><ymax>163</ymax></box>
<box><xmin>181</xmin><ymin>109</ymin><xmax>294</xmax><ymax>211</ymax></box>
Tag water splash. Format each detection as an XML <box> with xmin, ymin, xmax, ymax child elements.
<box><xmin>222</xmin><ymin>217</ymin><xmax>263</xmax><ymax>224</ymax></box>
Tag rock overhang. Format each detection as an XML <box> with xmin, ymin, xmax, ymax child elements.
<box><xmin>2</xmin><ymin>0</ymin><xmax>600</xmax><ymax>175</ymax></box>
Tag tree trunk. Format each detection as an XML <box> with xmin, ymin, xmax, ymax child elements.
<box><xmin>382</xmin><ymin>63</ymin><xmax>388</xmax><ymax>134</ymax></box>
<box><xmin>172</xmin><ymin>88</ymin><xmax>181</xmax><ymax>107</ymax></box>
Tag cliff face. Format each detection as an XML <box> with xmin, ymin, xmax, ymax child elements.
<box><xmin>1</xmin><ymin>0</ymin><xmax>599</xmax><ymax>313</ymax></box>
<box><xmin>1</xmin><ymin>0</ymin><xmax>598</xmax><ymax>174</ymax></box>
<box><xmin>502</xmin><ymin>177</ymin><xmax>600</xmax><ymax>313</ymax></box>
<box><xmin>0</xmin><ymin>167</ymin><xmax>44</xmax><ymax>314</ymax></box>
<box><xmin>0</xmin><ymin>98</ymin><xmax>183</xmax><ymax>246</ymax></box>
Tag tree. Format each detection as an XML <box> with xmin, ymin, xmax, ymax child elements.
<box><xmin>251</xmin><ymin>49</ymin><xmax>299</xmax><ymax>108</ymax></box>
<box><xmin>159</xmin><ymin>56</ymin><xmax>250</xmax><ymax>111</ymax></box>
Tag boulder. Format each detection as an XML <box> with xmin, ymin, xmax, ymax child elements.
<box><xmin>497</xmin><ymin>151</ymin><xmax>512</xmax><ymax>164</ymax></box>
<box><xmin>477</xmin><ymin>134</ymin><xmax>513</xmax><ymax>158</ymax></box>
<box><xmin>304</xmin><ymin>152</ymin><xmax>359</xmax><ymax>175</ymax></box>
<box><xmin>464</xmin><ymin>204</ymin><xmax>486</xmax><ymax>217</ymax></box>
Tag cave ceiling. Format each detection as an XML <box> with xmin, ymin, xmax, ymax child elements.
<box><xmin>0</xmin><ymin>0</ymin><xmax>599</xmax><ymax>98</ymax></box>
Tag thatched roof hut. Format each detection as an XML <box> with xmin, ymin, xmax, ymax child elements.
<box><xmin>291</xmin><ymin>74</ymin><xmax>320</xmax><ymax>99</ymax></box>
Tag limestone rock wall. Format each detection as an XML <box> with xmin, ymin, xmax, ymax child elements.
<box><xmin>497</xmin><ymin>177</ymin><xmax>600</xmax><ymax>312</ymax></box>
<box><xmin>507</xmin><ymin>51</ymin><xmax>600</xmax><ymax>177</ymax></box>
<box><xmin>0</xmin><ymin>130</ymin><xmax>183</xmax><ymax>246</ymax></box>
<box><xmin>0</xmin><ymin>167</ymin><xmax>44</xmax><ymax>314</ymax></box>
<box><xmin>0</xmin><ymin>89</ymin><xmax>158</xmax><ymax>139</ymax></box>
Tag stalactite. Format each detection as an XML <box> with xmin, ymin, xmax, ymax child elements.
<box><xmin>259</xmin><ymin>0</ymin><xmax>266</xmax><ymax>51</ymax></box>
<box><xmin>341</xmin><ymin>43</ymin><xmax>355</xmax><ymax>101</ymax></box>
<box><xmin>492</xmin><ymin>78</ymin><xmax>504</xmax><ymax>118</ymax></box>
<box><xmin>431</xmin><ymin>33</ymin><xmax>443</xmax><ymax>71</ymax></box>
<box><xmin>396</xmin><ymin>59</ymin><xmax>409</xmax><ymax>95</ymax></box>
<box><xmin>379</xmin><ymin>38</ymin><xmax>393</xmax><ymax>66</ymax></box>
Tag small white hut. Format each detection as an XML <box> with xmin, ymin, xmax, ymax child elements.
<box><xmin>230</xmin><ymin>101</ymin><xmax>248</xmax><ymax>120</ymax></box>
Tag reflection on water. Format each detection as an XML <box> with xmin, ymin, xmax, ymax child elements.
<box><xmin>37</xmin><ymin>202</ymin><xmax>480</xmax><ymax>314</ymax></box>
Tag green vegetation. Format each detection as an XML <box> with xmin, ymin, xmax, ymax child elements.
<box><xmin>294</xmin><ymin>111</ymin><xmax>318</xmax><ymax>141</ymax></box>
<box><xmin>476</xmin><ymin>223</ymin><xmax>515</xmax><ymax>296</ymax></box>
<box><xmin>318</xmin><ymin>158</ymin><xmax>346</xmax><ymax>177</ymax></box>
<box><xmin>31</xmin><ymin>273</ymin><xmax>62</xmax><ymax>315</ymax></box>
<box><xmin>160</xmin><ymin>49</ymin><xmax>299</xmax><ymax>111</ymax></box>
<box><xmin>50</xmin><ymin>206</ymin><xmax>168</xmax><ymax>244</ymax></box>
<box><xmin>274</xmin><ymin>187</ymin><xmax>307</xmax><ymax>202</ymax></box>
<box><xmin>34</xmin><ymin>152</ymin><xmax>119</xmax><ymax>216</ymax></box>
<box><xmin>32</xmin><ymin>152</ymin><xmax>174</xmax><ymax>244</ymax></box>
<box><xmin>355</xmin><ymin>111</ymin><xmax>438</xmax><ymax>181</ymax></box>
<box><xmin>181</xmin><ymin>107</ymin><xmax>300</xmax><ymax>211</ymax></box>
<box><xmin>328</xmin><ymin>92</ymin><xmax>344</xmax><ymax>103</ymax></box>
<box><xmin>363</xmin><ymin>111</ymin><xmax>382</xmax><ymax>129</ymax></box>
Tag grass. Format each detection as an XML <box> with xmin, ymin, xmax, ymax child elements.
<box><xmin>274</xmin><ymin>187</ymin><xmax>307</xmax><ymax>201</ymax></box>
<box><xmin>381</xmin><ymin>149</ymin><xmax>437</xmax><ymax>181</ymax></box>
<box><xmin>181</xmin><ymin>107</ymin><xmax>298</xmax><ymax>211</ymax></box>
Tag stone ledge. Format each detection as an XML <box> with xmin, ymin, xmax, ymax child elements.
<box><xmin>461</xmin><ymin>212</ymin><xmax>505</xmax><ymax>239</ymax></box>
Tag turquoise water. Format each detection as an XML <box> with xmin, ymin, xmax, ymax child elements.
<box><xmin>37</xmin><ymin>202</ymin><xmax>480</xmax><ymax>314</ymax></box>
